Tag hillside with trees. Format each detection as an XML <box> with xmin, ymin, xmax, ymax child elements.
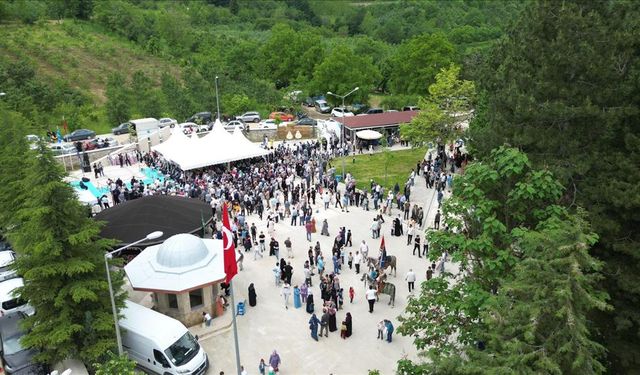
<box><xmin>0</xmin><ymin>0</ymin><xmax>522</xmax><ymax>133</ymax></box>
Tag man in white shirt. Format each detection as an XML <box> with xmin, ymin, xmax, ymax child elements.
<box><xmin>366</xmin><ymin>286</ymin><xmax>377</xmax><ymax>313</ymax></box>
<box><xmin>354</xmin><ymin>251</ymin><xmax>362</xmax><ymax>274</ymax></box>
<box><xmin>405</xmin><ymin>269</ymin><xmax>417</xmax><ymax>293</ymax></box>
<box><xmin>359</xmin><ymin>240</ymin><xmax>369</xmax><ymax>260</ymax></box>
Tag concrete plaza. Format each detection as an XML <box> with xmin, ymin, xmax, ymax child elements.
<box><xmin>74</xmin><ymin>147</ymin><xmax>446</xmax><ymax>375</ymax></box>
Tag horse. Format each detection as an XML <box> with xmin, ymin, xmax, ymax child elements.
<box><xmin>360</xmin><ymin>273</ymin><xmax>395</xmax><ymax>307</ymax></box>
<box><xmin>366</xmin><ymin>255</ymin><xmax>397</xmax><ymax>277</ymax></box>
<box><xmin>360</xmin><ymin>272</ymin><xmax>382</xmax><ymax>289</ymax></box>
<box><xmin>377</xmin><ymin>281</ymin><xmax>396</xmax><ymax>307</ymax></box>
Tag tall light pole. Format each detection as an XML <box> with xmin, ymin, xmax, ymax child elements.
<box><xmin>327</xmin><ymin>87</ymin><xmax>359</xmax><ymax>179</ymax></box>
<box><xmin>105</xmin><ymin>230</ymin><xmax>163</xmax><ymax>355</ymax></box>
<box><xmin>215</xmin><ymin>76</ymin><xmax>221</xmax><ymax>121</ymax></box>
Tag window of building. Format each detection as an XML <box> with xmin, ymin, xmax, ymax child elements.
<box><xmin>168</xmin><ymin>293</ymin><xmax>178</xmax><ymax>309</ymax></box>
<box><xmin>189</xmin><ymin>289</ymin><xmax>203</xmax><ymax>309</ymax></box>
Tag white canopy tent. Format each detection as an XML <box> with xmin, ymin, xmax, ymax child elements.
<box><xmin>151</xmin><ymin>128</ymin><xmax>190</xmax><ymax>155</ymax></box>
<box><xmin>152</xmin><ymin>119</ymin><xmax>271</xmax><ymax>170</ymax></box>
<box><xmin>356</xmin><ymin>129</ymin><xmax>383</xmax><ymax>140</ymax></box>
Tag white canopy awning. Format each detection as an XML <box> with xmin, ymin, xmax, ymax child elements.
<box><xmin>356</xmin><ymin>129</ymin><xmax>383</xmax><ymax>140</ymax></box>
<box><xmin>153</xmin><ymin>119</ymin><xmax>272</xmax><ymax>170</ymax></box>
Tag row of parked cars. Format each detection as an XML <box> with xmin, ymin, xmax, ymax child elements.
<box><xmin>0</xmin><ymin>239</ymin><xmax>45</xmax><ymax>374</ymax></box>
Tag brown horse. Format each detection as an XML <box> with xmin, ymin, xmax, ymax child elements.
<box><xmin>360</xmin><ymin>273</ymin><xmax>396</xmax><ymax>307</ymax></box>
<box><xmin>366</xmin><ymin>255</ymin><xmax>397</xmax><ymax>277</ymax></box>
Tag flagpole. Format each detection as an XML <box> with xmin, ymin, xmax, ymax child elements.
<box><xmin>229</xmin><ymin>281</ymin><xmax>242</xmax><ymax>375</ymax></box>
<box><xmin>222</xmin><ymin>202</ymin><xmax>242</xmax><ymax>375</ymax></box>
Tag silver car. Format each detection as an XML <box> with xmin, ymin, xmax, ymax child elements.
<box><xmin>237</xmin><ymin>111</ymin><xmax>261</xmax><ymax>123</ymax></box>
<box><xmin>0</xmin><ymin>251</ymin><xmax>17</xmax><ymax>282</ymax></box>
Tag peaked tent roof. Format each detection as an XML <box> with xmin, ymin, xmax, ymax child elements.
<box><xmin>152</xmin><ymin>119</ymin><xmax>272</xmax><ymax>170</ymax></box>
<box><xmin>151</xmin><ymin>128</ymin><xmax>190</xmax><ymax>155</ymax></box>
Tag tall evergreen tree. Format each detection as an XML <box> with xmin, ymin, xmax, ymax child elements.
<box><xmin>0</xmin><ymin>111</ymin><xmax>30</xmax><ymax>229</ymax></box>
<box><xmin>6</xmin><ymin>141</ymin><xmax>124</xmax><ymax>365</ymax></box>
<box><xmin>469</xmin><ymin>1</ymin><xmax>640</xmax><ymax>370</ymax></box>
<box><xmin>398</xmin><ymin>147</ymin><xmax>608</xmax><ymax>374</ymax></box>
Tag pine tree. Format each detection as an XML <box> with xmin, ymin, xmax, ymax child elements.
<box><xmin>469</xmin><ymin>1</ymin><xmax>640</xmax><ymax>370</ymax></box>
<box><xmin>7</xmin><ymin>141</ymin><xmax>125</xmax><ymax>365</ymax></box>
<box><xmin>468</xmin><ymin>214</ymin><xmax>609</xmax><ymax>374</ymax></box>
<box><xmin>0</xmin><ymin>110</ymin><xmax>30</xmax><ymax>229</ymax></box>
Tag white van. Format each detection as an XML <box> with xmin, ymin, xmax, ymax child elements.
<box><xmin>0</xmin><ymin>278</ymin><xmax>35</xmax><ymax>316</ymax></box>
<box><xmin>314</xmin><ymin>100</ymin><xmax>331</xmax><ymax>114</ymax></box>
<box><xmin>129</xmin><ymin>118</ymin><xmax>160</xmax><ymax>137</ymax></box>
<box><xmin>120</xmin><ymin>301</ymin><xmax>209</xmax><ymax>375</ymax></box>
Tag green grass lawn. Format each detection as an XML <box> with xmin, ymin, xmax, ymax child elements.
<box><xmin>332</xmin><ymin>147</ymin><xmax>427</xmax><ymax>192</ymax></box>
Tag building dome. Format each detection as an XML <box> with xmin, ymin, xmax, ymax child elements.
<box><xmin>156</xmin><ymin>234</ymin><xmax>208</xmax><ymax>268</ymax></box>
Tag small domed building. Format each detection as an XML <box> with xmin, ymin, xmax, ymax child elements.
<box><xmin>124</xmin><ymin>233</ymin><xmax>226</xmax><ymax>327</ymax></box>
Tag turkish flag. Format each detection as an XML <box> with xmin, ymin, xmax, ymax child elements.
<box><xmin>222</xmin><ymin>202</ymin><xmax>238</xmax><ymax>283</ymax></box>
<box><xmin>380</xmin><ymin>235</ymin><xmax>386</xmax><ymax>251</ymax></box>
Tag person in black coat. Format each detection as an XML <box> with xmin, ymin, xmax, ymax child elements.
<box><xmin>306</xmin><ymin>289</ymin><xmax>315</xmax><ymax>313</ymax></box>
<box><xmin>248</xmin><ymin>283</ymin><xmax>257</xmax><ymax>307</ymax></box>
<box><xmin>393</xmin><ymin>216</ymin><xmax>403</xmax><ymax>236</ymax></box>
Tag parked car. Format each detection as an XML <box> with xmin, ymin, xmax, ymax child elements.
<box><xmin>365</xmin><ymin>108</ymin><xmax>384</xmax><ymax>115</ymax></box>
<box><xmin>349</xmin><ymin>103</ymin><xmax>369</xmax><ymax>114</ymax></box>
<box><xmin>111</xmin><ymin>123</ymin><xmax>130</xmax><ymax>135</ymax></box>
<box><xmin>314</xmin><ymin>100</ymin><xmax>331</xmax><ymax>114</ymax></box>
<box><xmin>82</xmin><ymin>140</ymin><xmax>98</xmax><ymax>151</ymax></box>
<box><xmin>99</xmin><ymin>137</ymin><xmax>119</xmax><ymax>148</ymax></box>
<box><xmin>86</xmin><ymin>137</ymin><xmax>119</xmax><ymax>150</ymax></box>
<box><xmin>178</xmin><ymin>122</ymin><xmax>202</xmax><ymax>135</ymax></box>
<box><xmin>269</xmin><ymin>112</ymin><xmax>295</xmax><ymax>122</ymax></box>
<box><xmin>331</xmin><ymin>107</ymin><xmax>355</xmax><ymax>117</ymax></box>
<box><xmin>25</xmin><ymin>135</ymin><xmax>40</xmax><ymax>143</ymax></box>
<box><xmin>0</xmin><ymin>278</ymin><xmax>34</xmax><ymax>316</ymax></box>
<box><xmin>0</xmin><ymin>251</ymin><xmax>17</xmax><ymax>283</ymax></box>
<box><xmin>402</xmin><ymin>106</ymin><xmax>420</xmax><ymax>111</ymax></box>
<box><xmin>159</xmin><ymin>118</ymin><xmax>178</xmax><ymax>128</ymax></box>
<box><xmin>248</xmin><ymin>119</ymin><xmax>277</xmax><ymax>131</ymax></box>
<box><xmin>0</xmin><ymin>311</ymin><xmax>49</xmax><ymax>374</ymax></box>
<box><xmin>303</xmin><ymin>97</ymin><xmax>315</xmax><ymax>107</ymax></box>
<box><xmin>296</xmin><ymin>117</ymin><xmax>317</xmax><ymax>126</ymax></box>
<box><xmin>63</xmin><ymin>129</ymin><xmax>95</xmax><ymax>142</ymax></box>
<box><xmin>224</xmin><ymin>120</ymin><xmax>245</xmax><ymax>131</ymax></box>
<box><xmin>237</xmin><ymin>111</ymin><xmax>261</xmax><ymax>123</ymax></box>
<box><xmin>186</xmin><ymin>112</ymin><xmax>213</xmax><ymax>125</ymax></box>
<box><xmin>48</xmin><ymin>143</ymin><xmax>76</xmax><ymax>155</ymax></box>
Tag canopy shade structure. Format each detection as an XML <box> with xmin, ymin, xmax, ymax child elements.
<box><xmin>151</xmin><ymin>128</ymin><xmax>190</xmax><ymax>155</ymax></box>
<box><xmin>152</xmin><ymin>119</ymin><xmax>271</xmax><ymax>170</ymax></box>
<box><xmin>356</xmin><ymin>129</ymin><xmax>383</xmax><ymax>140</ymax></box>
<box><xmin>94</xmin><ymin>195</ymin><xmax>212</xmax><ymax>247</ymax></box>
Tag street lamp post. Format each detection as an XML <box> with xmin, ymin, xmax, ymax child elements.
<box><xmin>327</xmin><ymin>87</ymin><xmax>359</xmax><ymax>179</ymax></box>
<box><xmin>215</xmin><ymin>76</ymin><xmax>221</xmax><ymax>121</ymax></box>
<box><xmin>105</xmin><ymin>231</ymin><xmax>163</xmax><ymax>356</ymax></box>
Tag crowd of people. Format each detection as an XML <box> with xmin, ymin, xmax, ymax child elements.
<box><xmin>89</xmin><ymin>134</ymin><xmax>466</xmax><ymax>374</ymax></box>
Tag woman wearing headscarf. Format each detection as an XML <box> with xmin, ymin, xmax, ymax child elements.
<box><xmin>308</xmin><ymin>313</ymin><xmax>320</xmax><ymax>341</ymax></box>
<box><xmin>345</xmin><ymin>312</ymin><xmax>353</xmax><ymax>337</ymax></box>
<box><xmin>321</xmin><ymin>218</ymin><xmax>330</xmax><ymax>236</ymax></box>
<box><xmin>306</xmin><ymin>287</ymin><xmax>315</xmax><ymax>314</ymax></box>
<box><xmin>327</xmin><ymin>300</ymin><xmax>338</xmax><ymax>332</ymax></box>
<box><xmin>293</xmin><ymin>285</ymin><xmax>302</xmax><ymax>309</ymax></box>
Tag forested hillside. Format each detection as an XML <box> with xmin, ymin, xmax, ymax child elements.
<box><xmin>0</xmin><ymin>0</ymin><xmax>521</xmax><ymax>133</ymax></box>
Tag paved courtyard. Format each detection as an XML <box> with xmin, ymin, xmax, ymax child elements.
<box><xmin>192</xmin><ymin>167</ymin><xmax>442</xmax><ymax>374</ymax></box>
<box><xmin>71</xmin><ymin>147</ymin><xmax>445</xmax><ymax>375</ymax></box>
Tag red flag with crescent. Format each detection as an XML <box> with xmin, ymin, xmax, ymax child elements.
<box><xmin>380</xmin><ymin>235</ymin><xmax>386</xmax><ymax>251</ymax></box>
<box><xmin>221</xmin><ymin>202</ymin><xmax>238</xmax><ymax>283</ymax></box>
